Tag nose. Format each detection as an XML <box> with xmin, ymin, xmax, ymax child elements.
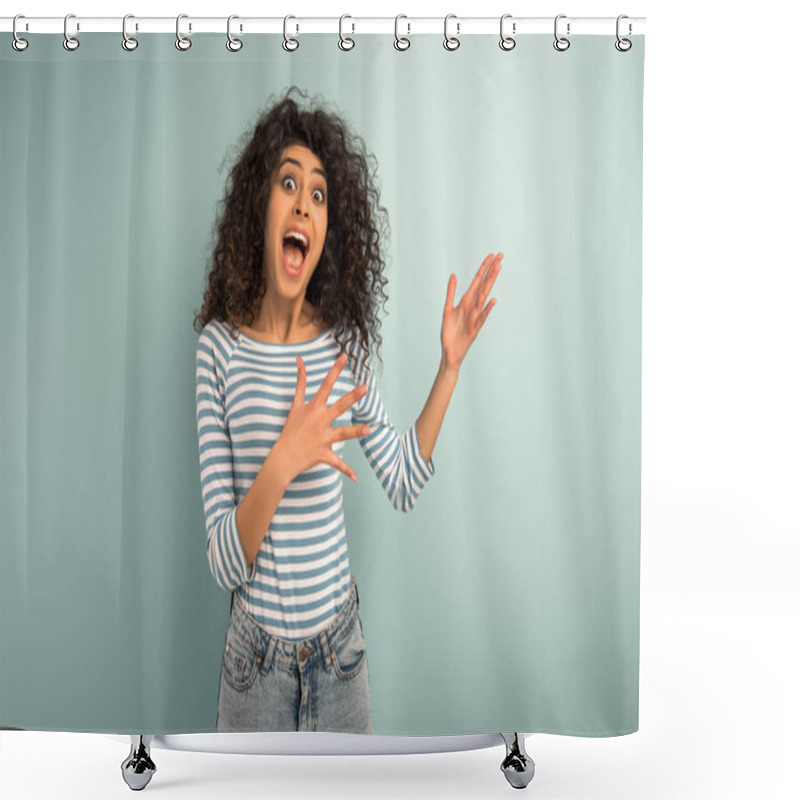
<box><xmin>294</xmin><ymin>193</ymin><xmax>310</xmax><ymax>218</ymax></box>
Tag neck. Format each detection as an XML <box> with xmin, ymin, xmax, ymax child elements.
<box><xmin>252</xmin><ymin>290</ymin><xmax>313</xmax><ymax>344</ymax></box>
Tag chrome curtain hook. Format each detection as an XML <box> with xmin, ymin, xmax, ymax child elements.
<box><xmin>443</xmin><ymin>14</ymin><xmax>460</xmax><ymax>51</ymax></box>
<box><xmin>176</xmin><ymin>13</ymin><xmax>192</xmax><ymax>50</ymax></box>
<box><xmin>499</xmin><ymin>14</ymin><xmax>516</xmax><ymax>51</ymax></box>
<box><xmin>394</xmin><ymin>14</ymin><xmax>410</xmax><ymax>50</ymax></box>
<box><xmin>283</xmin><ymin>15</ymin><xmax>299</xmax><ymax>51</ymax></box>
<box><xmin>339</xmin><ymin>14</ymin><xmax>355</xmax><ymax>50</ymax></box>
<box><xmin>12</xmin><ymin>14</ymin><xmax>29</xmax><ymax>52</ymax></box>
<box><xmin>227</xmin><ymin>15</ymin><xmax>243</xmax><ymax>52</ymax></box>
<box><xmin>122</xmin><ymin>14</ymin><xmax>138</xmax><ymax>51</ymax></box>
<box><xmin>553</xmin><ymin>14</ymin><xmax>570</xmax><ymax>51</ymax></box>
<box><xmin>615</xmin><ymin>14</ymin><xmax>632</xmax><ymax>51</ymax></box>
<box><xmin>63</xmin><ymin>13</ymin><xmax>80</xmax><ymax>51</ymax></box>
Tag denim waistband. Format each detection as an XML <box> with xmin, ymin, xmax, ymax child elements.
<box><xmin>229</xmin><ymin>576</ymin><xmax>360</xmax><ymax>672</ymax></box>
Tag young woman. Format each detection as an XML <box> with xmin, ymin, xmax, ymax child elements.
<box><xmin>194</xmin><ymin>86</ymin><xmax>502</xmax><ymax>734</ymax></box>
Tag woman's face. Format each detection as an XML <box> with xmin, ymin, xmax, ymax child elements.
<box><xmin>264</xmin><ymin>143</ymin><xmax>328</xmax><ymax>297</ymax></box>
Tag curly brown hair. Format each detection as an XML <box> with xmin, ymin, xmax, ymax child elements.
<box><xmin>193</xmin><ymin>85</ymin><xmax>390</xmax><ymax>376</ymax></box>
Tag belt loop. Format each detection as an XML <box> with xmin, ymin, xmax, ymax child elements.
<box><xmin>263</xmin><ymin>635</ymin><xmax>277</xmax><ymax>673</ymax></box>
<box><xmin>320</xmin><ymin>628</ymin><xmax>333</xmax><ymax>670</ymax></box>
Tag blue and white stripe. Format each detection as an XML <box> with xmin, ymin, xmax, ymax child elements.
<box><xmin>195</xmin><ymin>318</ymin><xmax>435</xmax><ymax>641</ymax></box>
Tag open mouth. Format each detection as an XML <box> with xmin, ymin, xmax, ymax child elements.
<box><xmin>282</xmin><ymin>231</ymin><xmax>309</xmax><ymax>275</ymax></box>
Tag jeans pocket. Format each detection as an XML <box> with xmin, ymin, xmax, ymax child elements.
<box><xmin>221</xmin><ymin>626</ymin><xmax>260</xmax><ymax>692</ymax></box>
<box><xmin>331</xmin><ymin>616</ymin><xmax>366</xmax><ymax>681</ymax></box>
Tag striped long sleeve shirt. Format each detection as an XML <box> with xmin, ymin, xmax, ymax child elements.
<box><xmin>195</xmin><ymin>318</ymin><xmax>435</xmax><ymax>641</ymax></box>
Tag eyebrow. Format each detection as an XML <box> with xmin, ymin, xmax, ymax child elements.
<box><xmin>278</xmin><ymin>157</ymin><xmax>327</xmax><ymax>182</ymax></box>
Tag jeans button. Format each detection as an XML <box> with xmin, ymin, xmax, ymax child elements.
<box><xmin>299</xmin><ymin>645</ymin><xmax>314</xmax><ymax>662</ymax></box>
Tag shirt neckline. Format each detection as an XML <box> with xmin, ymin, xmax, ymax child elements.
<box><xmin>234</xmin><ymin>324</ymin><xmax>332</xmax><ymax>349</ymax></box>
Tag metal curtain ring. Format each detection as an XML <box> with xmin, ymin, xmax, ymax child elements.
<box><xmin>339</xmin><ymin>15</ymin><xmax>355</xmax><ymax>51</ymax></box>
<box><xmin>122</xmin><ymin>15</ymin><xmax>138</xmax><ymax>51</ymax></box>
<box><xmin>553</xmin><ymin>14</ymin><xmax>570</xmax><ymax>51</ymax></box>
<box><xmin>283</xmin><ymin>15</ymin><xmax>299</xmax><ymax>51</ymax></box>
<box><xmin>12</xmin><ymin>14</ymin><xmax>29</xmax><ymax>52</ymax></box>
<box><xmin>443</xmin><ymin>14</ymin><xmax>460</xmax><ymax>51</ymax></box>
<box><xmin>176</xmin><ymin>14</ymin><xmax>191</xmax><ymax>50</ymax></box>
<box><xmin>499</xmin><ymin>14</ymin><xmax>516</xmax><ymax>51</ymax></box>
<box><xmin>63</xmin><ymin>13</ymin><xmax>79</xmax><ymax>51</ymax></box>
<box><xmin>615</xmin><ymin>14</ymin><xmax>632</xmax><ymax>51</ymax></box>
<box><xmin>394</xmin><ymin>14</ymin><xmax>410</xmax><ymax>50</ymax></box>
<box><xmin>227</xmin><ymin>15</ymin><xmax>243</xmax><ymax>52</ymax></box>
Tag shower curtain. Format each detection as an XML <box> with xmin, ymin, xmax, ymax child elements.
<box><xmin>0</xmin><ymin>28</ymin><xmax>644</xmax><ymax>737</ymax></box>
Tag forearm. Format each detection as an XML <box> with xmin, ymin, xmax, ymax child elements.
<box><xmin>416</xmin><ymin>357</ymin><xmax>459</xmax><ymax>463</ymax></box>
<box><xmin>235</xmin><ymin>447</ymin><xmax>291</xmax><ymax>568</ymax></box>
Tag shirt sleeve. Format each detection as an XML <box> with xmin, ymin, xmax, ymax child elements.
<box><xmin>349</xmin><ymin>343</ymin><xmax>436</xmax><ymax>513</ymax></box>
<box><xmin>196</xmin><ymin>323</ymin><xmax>258</xmax><ymax>592</ymax></box>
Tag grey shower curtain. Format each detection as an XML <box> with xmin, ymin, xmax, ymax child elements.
<box><xmin>1</xmin><ymin>30</ymin><xmax>644</xmax><ymax>736</ymax></box>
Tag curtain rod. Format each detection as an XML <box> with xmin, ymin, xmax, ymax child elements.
<box><xmin>1</xmin><ymin>16</ymin><xmax>646</xmax><ymax>36</ymax></box>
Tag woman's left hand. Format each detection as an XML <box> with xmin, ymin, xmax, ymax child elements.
<box><xmin>441</xmin><ymin>252</ymin><xmax>503</xmax><ymax>372</ymax></box>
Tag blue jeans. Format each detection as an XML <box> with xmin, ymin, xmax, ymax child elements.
<box><xmin>216</xmin><ymin>575</ymin><xmax>374</xmax><ymax>734</ymax></box>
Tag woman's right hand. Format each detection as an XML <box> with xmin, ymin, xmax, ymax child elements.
<box><xmin>272</xmin><ymin>353</ymin><xmax>370</xmax><ymax>485</ymax></box>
